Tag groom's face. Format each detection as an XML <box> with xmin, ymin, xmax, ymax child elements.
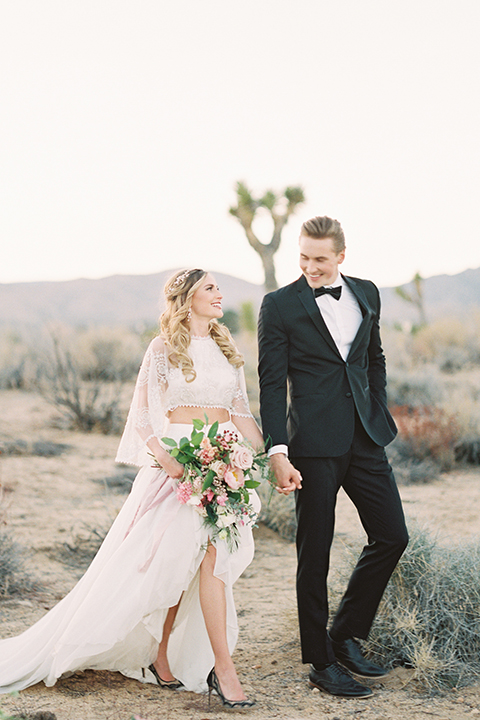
<box><xmin>299</xmin><ymin>234</ymin><xmax>345</xmax><ymax>288</ymax></box>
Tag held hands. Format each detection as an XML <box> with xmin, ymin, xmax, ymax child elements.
<box><xmin>269</xmin><ymin>453</ymin><xmax>302</xmax><ymax>495</ymax></box>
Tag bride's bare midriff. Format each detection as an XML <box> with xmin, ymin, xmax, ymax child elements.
<box><xmin>166</xmin><ymin>406</ymin><xmax>230</xmax><ymax>424</ymax></box>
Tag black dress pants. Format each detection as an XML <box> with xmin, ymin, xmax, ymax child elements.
<box><xmin>292</xmin><ymin>416</ymin><xmax>408</xmax><ymax>665</ymax></box>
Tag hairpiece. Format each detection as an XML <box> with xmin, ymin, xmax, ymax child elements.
<box><xmin>173</xmin><ymin>269</ymin><xmax>194</xmax><ymax>288</ymax></box>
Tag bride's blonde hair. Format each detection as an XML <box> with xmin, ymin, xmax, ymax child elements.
<box><xmin>160</xmin><ymin>269</ymin><xmax>244</xmax><ymax>382</ymax></box>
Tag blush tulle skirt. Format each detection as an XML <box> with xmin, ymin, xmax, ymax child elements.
<box><xmin>0</xmin><ymin>420</ymin><xmax>260</xmax><ymax>694</ymax></box>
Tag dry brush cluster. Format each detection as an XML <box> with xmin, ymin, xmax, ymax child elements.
<box><xmin>349</xmin><ymin>525</ymin><xmax>480</xmax><ymax>690</ymax></box>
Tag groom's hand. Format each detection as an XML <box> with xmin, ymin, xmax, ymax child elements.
<box><xmin>269</xmin><ymin>453</ymin><xmax>302</xmax><ymax>495</ymax></box>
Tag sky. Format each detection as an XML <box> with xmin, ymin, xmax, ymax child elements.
<box><xmin>1</xmin><ymin>0</ymin><xmax>479</xmax><ymax>290</ymax></box>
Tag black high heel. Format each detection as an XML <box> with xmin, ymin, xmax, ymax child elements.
<box><xmin>142</xmin><ymin>664</ymin><xmax>183</xmax><ymax>689</ymax></box>
<box><xmin>207</xmin><ymin>667</ymin><xmax>255</xmax><ymax>709</ymax></box>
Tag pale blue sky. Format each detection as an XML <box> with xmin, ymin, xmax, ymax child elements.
<box><xmin>1</xmin><ymin>0</ymin><xmax>479</xmax><ymax>289</ymax></box>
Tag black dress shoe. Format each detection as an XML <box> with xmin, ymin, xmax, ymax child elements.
<box><xmin>309</xmin><ymin>662</ymin><xmax>372</xmax><ymax>697</ymax></box>
<box><xmin>330</xmin><ymin>637</ymin><xmax>388</xmax><ymax>679</ymax></box>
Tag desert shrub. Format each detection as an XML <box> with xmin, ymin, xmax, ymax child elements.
<box><xmin>387</xmin><ymin>367</ymin><xmax>445</xmax><ymax>407</ymax></box>
<box><xmin>0</xmin><ymin>534</ymin><xmax>39</xmax><ymax>597</ymax></box>
<box><xmin>74</xmin><ymin>327</ymin><xmax>143</xmax><ymax>382</ymax></box>
<box><xmin>387</xmin><ymin>449</ymin><xmax>439</xmax><ymax>485</ymax></box>
<box><xmin>50</xmin><ymin>524</ymin><xmax>109</xmax><ymax>570</ymax></box>
<box><xmin>0</xmin><ymin>439</ymin><xmax>70</xmax><ymax>457</ymax></box>
<box><xmin>455</xmin><ymin>437</ymin><xmax>480</xmax><ymax>464</ymax></box>
<box><xmin>221</xmin><ymin>309</ymin><xmax>240</xmax><ymax>335</ymax></box>
<box><xmin>349</xmin><ymin>525</ymin><xmax>480</xmax><ymax>690</ymax></box>
<box><xmin>0</xmin><ymin>330</ymin><xmax>39</xmax><ymax>390</ymax></box>
<box><xmin>409</xmin><ymin>316</ymin><xmax>480</xmax><ymax>369</ymax></box>
<box><xmin>36</xmin><ymin>332</ymin><xmax>126</xmax><ymax>434</ymax></box>
<box><xmin>389</xmin><ymin>405</ymin><xmax>461</xmax><ymax>471</ymax></box>
<box><xmin>257</xmin><ymin>482</ymin><xmax>296</xmax><ymax>542</ymax></box>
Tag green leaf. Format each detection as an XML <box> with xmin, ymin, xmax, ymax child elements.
<box><xmin>178</xmin><ymin>437</ymin><xmax>190</xmax><ymax>448</ymax></box>
<box><xmin>190</xmin><ymin>431</ymin><xmax>203</xmax><ymax>447</ymax></box>
<box><xmin>229</xmin><ymin>491</ymin><xmax>241</xmax><ymax>501</ymax></box>
<box><xmin>192</xmin><ymin>418</ymin><xmax>205</xmax><ymax>431</ymax></box>
<box><xmin>176</xmin><ymin>452</ymin><xmax>192</xmax><ymax>465</ymax></box>
<box><xmin>171</xmin><ymin>448</ymin><xmax>179</xmax><ymax>457</ymax></box>
<box><xmin>244</xmin><ymin>479</ymin><xmax>260</xmax><ymax>489</ymax></box>
<box><xmin>202</xmin><ymin>469</ymin><xmax>216</xmax><ymax>492</ymax></box>
<box><xmin>206</xmin><ymin>504</ymin><xmax>217</xmax><ymax>522</ymax></box>
<box><xmin>208</xmin><ymin>420</ymin><xmax>219</xmax><ymax>439</ymax></box>
<box><xmin>161</xmin><ymin>437</ymin><xmax>177</xmax><ymax>447</ymax></box>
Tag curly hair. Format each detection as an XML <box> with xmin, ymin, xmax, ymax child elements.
<box><xmin>160</xmin><ymin>269</ymin><xmax>244</xmax><ymax>382</ymax></box>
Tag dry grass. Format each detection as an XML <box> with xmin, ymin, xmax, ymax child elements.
<box><xmin>340</xmin><ymin>524</ymin><xmax>480</xmax><ymax>690</ymax></box>
<box><xmin>0</xmin><ymin>534</ymin><xmax>40</xmax><ymax>598</ymax></box>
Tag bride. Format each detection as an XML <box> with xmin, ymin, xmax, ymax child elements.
<box><xmin>0</xmin><ymin>268</ymin><xmax>264</xmax><ymax>708</ymax></box>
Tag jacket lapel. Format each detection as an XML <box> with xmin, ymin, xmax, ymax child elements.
<box><xmin>296</xmin><ymin>276</ymin><xmax>341</xmax><ymax>357</ymax></box>
<box><xmin>343</xmin><ymin>275</ymin><xmax>375</xmax><ymax>359</ymax></box>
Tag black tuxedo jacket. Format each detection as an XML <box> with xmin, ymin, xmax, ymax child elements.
<box><xmin>257</xmin><ymin>273</ymin><xmax>397</xmax><ymax>457</ymax></box>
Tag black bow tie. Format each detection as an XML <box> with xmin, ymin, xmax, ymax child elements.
<box><xmin>314</xmin><ymin>286</ymin><xmax>342</xmax><ymax>301</ymax></box>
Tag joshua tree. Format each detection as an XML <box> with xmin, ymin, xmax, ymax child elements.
<box><xmin>229</xmin><ymin>181</ymin><xmax>305</xmax><ymax>292</ymax></box>
<box><xmin>395</xmin><ymin>272</ymin><xmax>427</xmax><ymax>329</ymax></box>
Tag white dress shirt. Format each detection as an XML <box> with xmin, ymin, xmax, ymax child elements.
<box><xmin>268</xmin><ymin>273</ymin><xmax>363</xmax><ymax>457</ymax></box>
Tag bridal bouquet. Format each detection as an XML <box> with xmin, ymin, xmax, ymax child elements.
<box><xmin>159</xmin><ymin>417</ymin><xmax>266</xmax><ymax>552</ymax></box>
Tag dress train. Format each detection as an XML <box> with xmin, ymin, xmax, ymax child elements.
<box><xmin>0</xmin><ymin>421</ymin><xmax>259</xmax><ymax>694</ymax></box>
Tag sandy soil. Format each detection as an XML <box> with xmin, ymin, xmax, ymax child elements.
<box><xmin>0</xmin><ymin>389</ymin><xmax>479</xmax><ymax>720</ymax></box>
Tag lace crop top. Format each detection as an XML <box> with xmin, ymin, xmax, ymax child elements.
<box><xmin>116</xmin><ymin>335</ymin><xmax>253</xmax><ymax>466</ymax></box>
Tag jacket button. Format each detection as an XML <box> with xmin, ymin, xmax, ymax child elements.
<box><xmin>345</xmin><ymin>392</ymin><xmax>352</xmax><ymax>398</ymax></box>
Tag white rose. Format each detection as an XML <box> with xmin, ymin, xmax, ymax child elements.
<box><xmin>210</xmin><ymin>460</ymin><xmax>227</xmax><ymax>478</ymax></box>
<box><xmin>217</xmin><ymin>513</ymin><xmax>237</xmax><ymax>528</ymax></box>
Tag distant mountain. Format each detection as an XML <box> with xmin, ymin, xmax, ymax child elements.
<box><xmin>0</xmin><ymin>266</ymin><xmax>479</xmax><ymax>328</ymax></box>
<box><xmin>379</xmin><ymin>267</ymin><xmax>480</xmax><ymax>325</ymax></box>
<box><xmin>0</xmin><ymin>270</ymin><xmax>264</xmax><ymax>328</ymax></box>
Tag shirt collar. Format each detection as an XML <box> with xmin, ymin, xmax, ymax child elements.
<box><xmin>324</xmin><ymin>273</ymin><xmax>343</xmax><ymax>289</ymax></box>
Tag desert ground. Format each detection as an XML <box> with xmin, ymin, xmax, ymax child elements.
<box><xmin>0</xmin><ymin>389</ymin><xmax>479</xmax><ymax>720</ymax></box>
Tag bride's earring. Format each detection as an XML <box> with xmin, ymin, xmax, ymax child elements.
<box><xmin>187</xmin><ymin>309</ymin><xmax>192</xmax><ymax>321</ymax></box>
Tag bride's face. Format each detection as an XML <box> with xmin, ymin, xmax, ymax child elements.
<box><xmin>190</xmin><ymin>273</ymin><xmax>223</xmax><ymax>321</ymax></box>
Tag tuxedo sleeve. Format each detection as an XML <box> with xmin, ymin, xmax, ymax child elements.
<box><xmin>257</xmin><ymin>293</ymin><xmax>290</xmax><ymax>449</ymax></box>
<box><xmin>366</xmin><ymin>284</ymin><xmax>388</xmax><ymax>408</ymax></box>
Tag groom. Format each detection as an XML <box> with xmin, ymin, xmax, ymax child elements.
<box><xmin>258</xmin><ymin>216</ymin><xmax>408</xmax><ymax>698</ymax></box>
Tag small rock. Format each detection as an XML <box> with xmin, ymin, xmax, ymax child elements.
<box><xmin>311</xmin><ymin>687</ymin><xmax>319</xmax><ymax>694</ymax></box>
<box><xmin>252</xmin><ymin>664</ymin><xmax>262</xmax><ymax>669</ymax></box>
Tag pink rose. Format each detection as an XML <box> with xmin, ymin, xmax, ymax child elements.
<box><xmin>217</xmin><ymin>495</ymin><xmax>227</xmax><ymax>506</ymax></box>
<box><xmin>231</xmin><ymin>443</ymin><xmax>254</xmax><ymax>470</ymax></box>
<box><xmin>206</xmin><ymin>490</ymin><xmax>215</xmax><ymax>502</ymax></box>
<box><xmin>224</xmin><ymin>468</ymin><xmax>245</xmax><ymax>490</ymax></box>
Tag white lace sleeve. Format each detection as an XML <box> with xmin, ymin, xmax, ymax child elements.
<box><xmin>231</xmin><ymin>366</ymin><xmax>254</xmax><ymax>419</ymax></box>
<box><xmin>116</xmin><ymin>337</ymin><xmax>168</xmax><ymax>466</ymax></box>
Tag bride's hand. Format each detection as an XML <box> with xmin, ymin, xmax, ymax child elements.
<box><xmin>146</xmin><ymin>438</ymin><xmax>185</xmax><ymax>479</ymax></box>
<box><xmin>157</xmin><ymin>454</ymin><xmax>185</xmax><ymax>479</ymax></box>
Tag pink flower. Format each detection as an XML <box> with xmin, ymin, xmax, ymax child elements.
<box><xmin>231</xmin><ymin>443</ymin><xmax>254</xmax><ymax>470</ymax></box>
<box><xmin>217</xmin><ymin>495</ymin><xmax>227</xmax><ymax>506</ymax></box>
<box><xmin>224</xmin><ymin>467</ymin><xmax>245</xmax><ymax>490</ymax></box>
<box><xmin>206</xmin><ymin>490</ymin><xmax>215</xmax><ymax>502</ymax></box>
<box><xmin>199</xmin><ymin>437</ymin><xmax>216</xmax><ymax>463</ymax></box>
<box><xmin>176</xmin><ymin>482</ymin><xmax>193</xmax><ymax>504</ymax></box>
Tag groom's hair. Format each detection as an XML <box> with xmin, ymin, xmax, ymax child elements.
<box><xmin>301</xmin><ymin>216</ymin><xmax>345</xmax><ymax>254</ymax></box>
